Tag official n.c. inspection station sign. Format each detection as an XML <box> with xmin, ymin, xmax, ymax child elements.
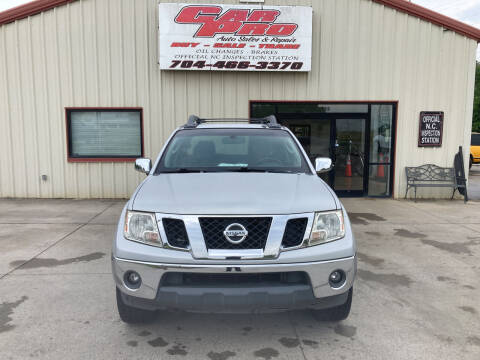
<box><xmin>418</xmin><ymin>112</ymin><xmax>444</xmax><ymax>147</ymax></box>
<box><xmin>159</xmin><ymin>3</ymin><xmax>313</xmax><ymax>71</ymax></box>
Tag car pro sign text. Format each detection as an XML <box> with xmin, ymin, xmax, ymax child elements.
<box><xmin>159</xmin><ymin>3</ymin><xmax>313</xmax><ymax>71</ymax></box>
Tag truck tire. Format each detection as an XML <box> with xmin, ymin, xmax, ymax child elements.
<box><xmin>116</xmin><ymin>288</ymin><xmax>155</xmax><ymax>324</ymax></box>
<box><xmin>313</xmin><ymin>287</ymin><xmax>353</xmax><ymax>321</ymax></box>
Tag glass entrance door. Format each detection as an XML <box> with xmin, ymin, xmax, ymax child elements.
<box><xmin>332</xmin><ymin>119</ymin><xmax>366</xmax><ymax>196</ymax></box>
<box><xmin>276</xmin><ymin>117</ymin><xmax>367</xmax><ymax>195</ymax></box>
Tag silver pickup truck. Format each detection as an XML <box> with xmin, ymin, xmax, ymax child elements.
<box><xmin>112</xmin><ymin>115</ymin><xmax>356</xmax><ymax>323</ymax></box>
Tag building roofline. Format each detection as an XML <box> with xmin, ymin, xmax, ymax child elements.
<box><xmin>373</xmin><ymin>0</ymin><xmax>480</xmax><ymax>42</ymax></box>
<box><xmin>0</xmin><ymin>0</ymin><xmax>75</xmax><ymax>25</ymax></box>
<box><xmin>0</xmin><ymin>0</ymin><xmax>479</xmax><ymax>42</ymax></box>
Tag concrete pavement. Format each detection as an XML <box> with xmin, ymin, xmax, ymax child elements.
<box><xmin>468</xmin><ymin>164</ymin><xmax>480</xmax><ymax>201</ymax></box>
<box><xmin>0</xmin><ymin>198</ymin><xmax>479</xmax><ymax>359</ymax></box>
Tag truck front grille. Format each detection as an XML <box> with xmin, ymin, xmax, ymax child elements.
<box><xmin>162</xmin><ymin>218</ymin><xmax>189</xmax><ymax>249</ymax></box>
<box><xmin>281</xmin><ymin>218</ymin><xmax>308</xmax><ymax>248</ymax></box>
<box><xmin>199</xmin><ymin>217</ymin><xmax>272</xmax><ymax>250</ymax></box>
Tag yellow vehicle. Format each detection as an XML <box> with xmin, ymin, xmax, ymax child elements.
<box><xmin>471</xmin><ymin>133</ymin><xmax>480</xmax><ymax>168</ymax></box>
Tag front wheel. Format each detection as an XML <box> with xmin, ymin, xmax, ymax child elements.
<box><xmin>116</xmin><ymin>288</ymin><xmax>155</xmax><ymax>324</ymax></box>
<box><xmin>313</xmin><ymin>288</ymin><xmax>353</xmax><ymax>321</ymax></box>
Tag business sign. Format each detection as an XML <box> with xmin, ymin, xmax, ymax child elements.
<box><xmin>418</xmin><ymin>112</ymin><xmax>444</xmax><ymax>147</ymax></box>
<box><xmin>158</xmin><ymin>3</ymin><xmax>312</xmax><ymax>71</ymax></box>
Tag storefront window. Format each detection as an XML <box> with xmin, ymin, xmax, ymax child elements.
<box><xmin>250</xmin><ymin>103</ymin><xmax>276</xmax><ymax>118</ymax></box>
<box><xmin>368</xmin><ymin>105</ymin><xmax>393</xmax><ymax>196</ymax></box>
<box><xmin>368</xmin><ymin>165</ymin><xmax>391</xmax><ymax>196</ymax></box>
<box><xmin>278</xmin><ymin>119</ymin><xmax>331</xmax><ymax>161</ymax></box>
<box><xmin>67</xmin><ymin>109</ymin><xmax>143</xmax><ymax>160</ymax></box>
<box><xmin>276</xmin><ymin>103</ymin><xmax>368</xmax><ymax>114</ymax></box>
<box><xmin>370</xmin><ymin>105</ymin><xmax>393</xmax><ymax>163</ymax></box>
<box><xmin>280</xmin><ymin>118</ymin><xmax>331</xmax><ymax>183</ymax></box>
<box><xmin>251</xmin><ymin>101</ymin><xmax>395</xmax><ymax>197</ymax></box>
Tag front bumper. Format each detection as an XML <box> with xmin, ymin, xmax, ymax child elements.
<box><xmin>113</xmin><ymin>255</ymin><xmax>356</xmax><ymax>312</ymax></box>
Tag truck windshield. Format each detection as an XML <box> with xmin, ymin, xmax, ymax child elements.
<box><xmin>155</xmin><ymin>128</ymin><xmax>311</xmax><ymax>174</ymax></box>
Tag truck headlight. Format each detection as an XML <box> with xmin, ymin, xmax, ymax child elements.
<box><xmin>124</xmin><ymin>211</ymin><xmax>162</xmax><ymax>247</ymax></box>
<box><xmin>309</xmin><ymin>210</ymin><xmax>345</xmax><ymax>245</ymax></box>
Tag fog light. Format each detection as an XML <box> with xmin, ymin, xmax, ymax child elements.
<box><xmin>128</xmin><ymin>272</ymin><xmax>140</xmax><ymax>283</ymax></box>
<box><xmin>124</xmin><ymin>271</ymin><xmax>141</xmax><ymax>289</ymax></box>
<box><xmin>329</xmin><ymin>270</ymin><xmax>345</xmax><ymax>288</ymax></box>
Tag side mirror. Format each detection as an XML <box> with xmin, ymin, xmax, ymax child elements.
<box><xmin>315</xmin><ymin>157</ymin><xmax>333</xmax><ymax>173</ymax></box>
<box><xmin>135</xmin><ymin>158</ymin><xmax>152</xmax><ymax>175</ymax></box>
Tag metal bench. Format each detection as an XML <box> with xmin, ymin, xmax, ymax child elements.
<box><xmin>404</xmin><ymin>163</ymin><xmax>467</xmax><ymax>202</ymax></box>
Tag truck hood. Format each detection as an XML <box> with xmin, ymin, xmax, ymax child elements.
<box><xmin>132</xmin><ymin>173</ymin><xmax>338</xmax><ymax>215</ymax></box>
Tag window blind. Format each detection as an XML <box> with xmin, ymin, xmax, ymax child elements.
<box><xmin>70</xmin><ymin>110</ymin><xmax>141</xmax><ymax>157</ymax></box>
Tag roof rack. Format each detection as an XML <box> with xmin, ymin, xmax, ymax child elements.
<box><xmin>184</xmin><ymin>115</ymin><xmax>281</xmax><ymax>129</ymax></box>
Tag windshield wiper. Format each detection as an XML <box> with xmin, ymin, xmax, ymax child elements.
<box><xmin>162</xmin><ymin>168</ymin><xmax>203</xmax><ymax>173</ymax></box>
<box><xmin>264</xmin><ymin>170</ymin><xmax>299</xmax><ymax>174</ymax></box>
<box><xmin>231</xmin><ymin>167</ymin><xmax>269</xmax><ymax>173</ymax></box>
<box><xmin>161</xmin><ymin>167</ymin><xmax>301</xmax><ymax>174</ymax></box>
<box><xmin>233</xmin><ymin>167</ymin><xmax>304</xmax><ymax>174</ymax></box>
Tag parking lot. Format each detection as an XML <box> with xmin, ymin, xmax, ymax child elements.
<box><xmin>469</xmin><ymin>164</ymin><xmax>480</xmax><ymax>201</ymax></box>
<box><xmin>1</xmin><ymin>196</ymin><xmax>479</xmax><ymax>360</ymax></box>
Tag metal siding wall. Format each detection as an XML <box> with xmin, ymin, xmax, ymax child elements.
<box><xmin>0</xmin><ymin>0</ymin><xmax>477</xmax><ymax>198</ymax></box>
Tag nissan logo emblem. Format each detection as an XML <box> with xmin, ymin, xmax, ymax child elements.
<box><xmin>223</xmin><ymin>223</ymin><xmax>248</xmax><ymax>244</ymax></box>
